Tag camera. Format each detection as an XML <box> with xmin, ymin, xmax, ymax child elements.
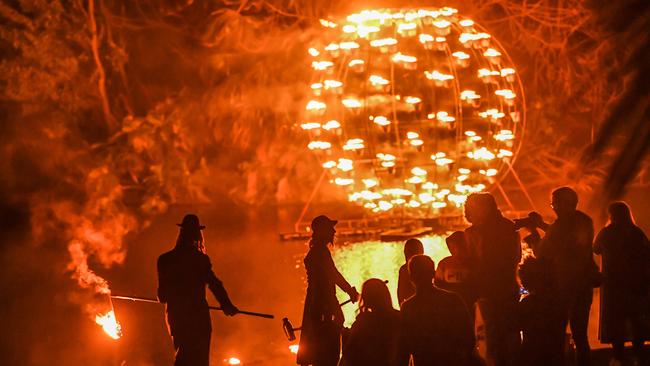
<box><xmin>513</xmin><ymin>216</ymin><xmax>537</xmax><ymax>230</ymax></box>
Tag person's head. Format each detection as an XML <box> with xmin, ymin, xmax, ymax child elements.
<box><xmin>465</xmin><ymin>192</ymin><xmax>499</xmax><ymax>224</ymax></box>
<box><xmin>445</xmin><ymin>231</ymin><xmax>467</xmax><ymax>257</ymax></box>
<box><xmin>608</xmin><ymin>201</ymin><xmax>634</xmax><ymax>226</ymax></box>
<box><xmin>551</xmin><ymin>187</ymin><xmax>578</xmax><ymax>218</ymax></box>
<box><xmin>359</xmin><ymin>278</ymin><xmax>393</xmax><ymax>313</ymax></box>
<box><xmin>408</xmin><ymin>255</ymin><xmax>436</xmax><ymax>288</ymax></box>
<box><xmin>311</xmin><ymin>215</ymin><xmax>337</xmax><ymax>245</ymax></box>
<box><xmin>175</xmin><ymin>214</ymin><xmax>206</xmax><ymax>252</ymax></box>
<box><xmin>518</xmin><ymin>256</ymin><xmax>555</xmax><ymax>294</ymax></box>
<box><xmin>404</xmin><ymin>238</ymin><xmax>424</xmax><ymax>261</ymax></box>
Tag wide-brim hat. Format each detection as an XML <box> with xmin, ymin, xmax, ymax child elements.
<box><xmin>311</xmin><ymin>215</ymin><xmax>337</xmax><ymax>232</ymax></box>
<box><xmin>177</xmin><ymin>214</ymin><xmax>206</xmax><ymax>230</ymax></box>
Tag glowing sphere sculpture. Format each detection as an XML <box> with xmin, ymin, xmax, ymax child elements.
<box><xmin>303</xmin><ymin>8</ymin><xmax>525</xmax><ymax>214</ymax></box>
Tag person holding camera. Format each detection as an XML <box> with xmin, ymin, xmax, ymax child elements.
<box><xmin>526</xmin><ymin>187</ymin><xmax>597</xmax><ymax>366</ymax></box>
<box><xmin>464</xmin><ymin>193</ymin><xmax>521</xmax><ymax>366</ymax></box>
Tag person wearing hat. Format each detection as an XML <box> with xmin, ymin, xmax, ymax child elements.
<box><xmin>157</xmin><ymin>214</ymin><xmax>239</xmax><ymax>366</ymax></box>
<box><xmin>297</xmin><ymin>215</ymin><xmax>359</xmax><ymax>366</ymax></box>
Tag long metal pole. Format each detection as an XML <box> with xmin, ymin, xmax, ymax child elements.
<box><xmin>110</xmin><ymin>294</ymin><xmax>274</xmax><ymax>319</ymax></box>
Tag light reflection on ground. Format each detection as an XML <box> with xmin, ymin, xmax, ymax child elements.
<box><xmin>333</xmin><ymin>235</ymin><xmax>450</xmax><ymax>327</ymax></box>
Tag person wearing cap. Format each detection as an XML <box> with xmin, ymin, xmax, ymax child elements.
<box><xmin>157</xmin><ymin>214</ymin><xmax>239</xmax><ymax>366</ymax></box>
<box><xmin>297</xmin><ymin>215</ymin><xmax>359</xmax><ymax>366</ymax></box>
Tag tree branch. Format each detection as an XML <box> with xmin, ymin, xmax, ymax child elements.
<box><xmin>88</xmin><ymin>0</ymin><xmax>116</xmax><ymax>132</ymax></box>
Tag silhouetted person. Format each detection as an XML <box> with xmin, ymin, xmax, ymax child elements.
<box><xmin>157</xmin><ymin>214</ymin><xmax>238</xmax><ymax>366</ymax></box>
<box><xmin>594</xmin><ymin>202</ymin><xmax>650</xmax><ymax>365</ymax></box>
<box><xmin>435</xmin><ymin>231</ymin><xmax>477</xmax><ymax>316</ymax></box>
<box><xmin>341</xmin><ymin>278</ymin><xmax>400</xmax><ymax>366</ymax></box>
<box><xmin>516</xmin><ymin>257</ymin><xmax>566</xmax><ymax>366</ymax></box>
<box><xmin>397</xmin><ymin>238</ymin><xmax>424</xmax><ymax>306</ymax></box>
<box><xmin>397</xmin><ymin>255</ymin><xmax>475</xmax><ymax>366</ymax></box>
<box><xmin>528</xmin><ymin>187</ymin><xmax>596</xmax><ymax>366</ymax></box>
<box><xmin>297</xmin><ymin>215</ymin><xmax>359</xmax><ymax>366</ymax></box>
<box><xmin>464</xmin><ymin>193</ymin><xmax>521</xmax><ymax>366</ymax></box>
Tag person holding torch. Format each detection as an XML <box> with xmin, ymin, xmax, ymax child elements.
<box><xmin>297</xmin><ymin>215</ymin><xmax>359</xmax><ymax>366</ymax></box>
<box><xmin>157</xmin><ymin>214</ymin><xmax>239</xmax><ymax>366</ymax></box>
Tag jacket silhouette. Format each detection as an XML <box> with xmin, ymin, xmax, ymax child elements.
<box><xmin>594</xmin><ymin>201</ymin><xmax>650</xmax><ymax>361</ymax></box>
<box><xmin>516</xmin><ymin>257</ymin><xmax>565</xmax><ymax>366</ymax></box>
<box><xmin>341</xmin><ymin>278</ymin><xmax>400</xmax><ymax>366</ymax></box>
<box><xmin>464</xmin><ymin>193</ymin><xmax>521</xmax><ymax>366</ymax></box>
<box><xmin>528</xmin><ymin>187</ymin><xmax>595</xmax><ymax>366</ymax></box>
<box><xmin>297</xmin><ymin>215</ymin><xmax>358</xmax><ymax>366</ymax></box>
<box><xmin>398</xmin><ymin>255</ymin><xmax>475</xmax><ymax>366</ymax></box>
<box><xmin>157</xmin><ymin>214</ymin><xmax>237</xmax><ymax>366</ymax></box>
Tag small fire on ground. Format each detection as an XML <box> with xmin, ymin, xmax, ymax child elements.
<box><xmin>95</xmin><ymin>310</ymin><xmax>122</xmax><ymax>340</ymax></box>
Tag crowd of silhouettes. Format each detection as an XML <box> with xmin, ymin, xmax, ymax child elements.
<box><xmin>295</xmin><ymin>187</ymin><xmax>649</xmax><ymax>366</ymax></box>
<box><xmin>155</xmin><ymin>187</ymin><xmax>649</xmax><ymax>366</ymax></box>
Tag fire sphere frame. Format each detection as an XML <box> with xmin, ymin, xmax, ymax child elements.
<box><xmin>302</xmin><ymin>7</ymin><xmax>526</xmax><ymax>215</ymax></box>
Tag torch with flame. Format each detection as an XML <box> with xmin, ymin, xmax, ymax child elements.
<box><xmin>95</xmin><ymin>307</ymin><xmax>122</xmax><ymax>340</ymax></box>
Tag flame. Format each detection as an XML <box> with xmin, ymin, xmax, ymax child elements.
<box><xmin>289</xmin><ymin>344</ymin><xmax>299</xmax><ymax>354</ymax></box>
<box><xmin>226</xmin><ymin>357</ymin><xmax>242</xmax><ymax>365</ymax></box>
<box><xmin>95</xmin><ymin>310</ymin><xmax>122</xmax><ymax>340</ymax></box>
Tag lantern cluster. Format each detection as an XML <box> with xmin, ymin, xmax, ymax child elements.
<box><xmin>302</xmin><ymin>8</ymin><xmax>525</xmax><ymax>214</ymax></box>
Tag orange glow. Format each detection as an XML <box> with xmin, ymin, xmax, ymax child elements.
<box><xmin>304</xmin><ymin>7</ymin><xmax>525</xmax><ymax>214</ymax></box>
<box><xmin>95</xmin><ymin>310</ymin><xmax>122</xmax><ymax>340</ymax></box>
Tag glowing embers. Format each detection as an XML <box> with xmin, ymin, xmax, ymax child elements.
<box><xmin>343</xmin><ymin>138</ymin><xmax>365</xmax><ymax>151</ymax></box>
<box><xmin>494</xmin><ymin>129</ymin><xmax>515</xmax><ymax>141</ymax></box>
<box><xmin>322</xmin><ymin>120</ymin><xmax>341</xmax><ymax>130</ymax></box>
<box><xmin>479</xmin><ymin>108</ymin><xmax>505</xmax><ymax>121</ymax></box>
<box><xmin>342</xmin><ymin>97</ymin><xmax>363</xmax><ymax>109</ymax></box>
<box><xmin>308</xmin><ymin>141</ymin><xmax>331</xmax><ymax>150</ymax></box>
<box><xmin>372</xmin><ymin>115</ymin><xmax>391</xmax><ymax>127</ymax></box>
<box><xmin>392</xmin><ymin>52</ymin><xmax>418</xmax><ymax>69</ymax></box>
<box><xmin>431</xmin><ymin>152</ymin><xmax>454</xmax><ymax>166</ymax></box>
<box><xmin>495</xmin><ymin>89</ymin><xmax>517</xmax><ymax>105</ymax></box>
<box><xmin>226</xmin><ymin>357</ymin><xmax>242</xmax><ymax>365</ymax></box>
<box><xmin>467</xmin><ymin>147</ymin><xmax>496</xmax><ymax>160</ymax></box>
<box><xmin>434</xmin><ymin>111</ymin><xmax>456</xmax><ymax>123</ymax></box>
<box><xmin>302</xmin><ymin>7</ymin><xmax>525</xmax><ymax>214</ymax></box>
<box><xmin>425</xmin><ymin>70</ymin><xmax>454</xmax><ymax>87</ymax></box>
<box><xmin>377</xmin><ymin>153</ymin><xmax>397</xmax><ymax>168</ymax></box>
<box><xmin>311</xmin><ymin>61</ymin><xmax>334</xmax><ymax>71</ymax></box>
<box><xmin>369</xmin><ymin>75</ymin><xmax>390</xmax><ymax>88</ymax></box>
<box><xmin>95</xmin><ymin>310</ymin><xmax>122</xmax><ymax>340</ymax></box>
<box><xmin>305</xmin><ymin>100</ymin><xmax>326</xmax><ymax>113</ymax></box>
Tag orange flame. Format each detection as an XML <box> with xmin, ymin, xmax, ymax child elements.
<box><xmin>95</xmin><ymin>310</ymin><xmax>122</xmax><ymax>340</ymax></box>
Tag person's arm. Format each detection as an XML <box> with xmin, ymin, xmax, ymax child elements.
<box><xmin>205</xmin><ymin>256</ymin><xmax>238</xmax><ymax>315</ymax></box>
<box><xmin>325</xmin><ymin>250</ymin><xmax>358</xmax><ymax>301</ymax></box>
<box><xmin>593</xmin><ymin>229</ymin><xmax>605</xmax><ymax>255</ymax></box>
<box><xmin>156</xmin><ymin>256</ymin><xmax>169</xmax><ymax>303</ymax></box>
<box><xmin>510</xmin><ymin>228</ymin><xmax>522</xmax><ymax>267</ymax></box>
<box><xmin>397</xmin><ymin>265</ymin><xmax>409</xmax><ymax>305</ymax></box>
